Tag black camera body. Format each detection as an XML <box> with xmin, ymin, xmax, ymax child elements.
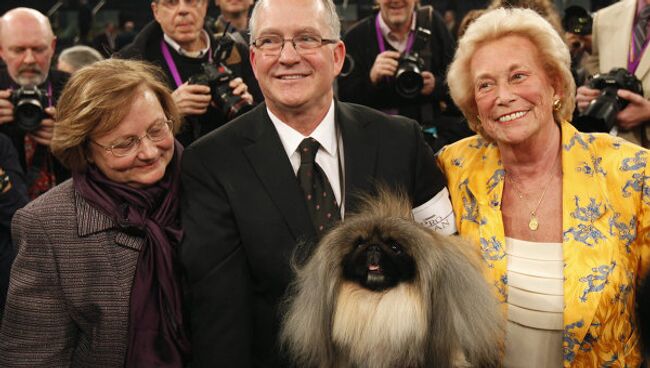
<box><xmin>580</xmin><ymin>68</ymin><xmax>643</xmax><ymax>131</ymax></box>
<box><xmin>188</xmin><ymin>30</ymin><xmax>252</xmax><ymax>120</ymax></box>
<box><xmin>10</xmin><ymin>86</ymin><xmax>48</xmax><ymax>132</ymax></box>
<box><xmin>394</xmin><ymin>26</ymin><xmax>431</xmax><ymax>99</ymax></box>
<box><xmin>188</xmin><ymin>62</ymin><xmax>252</xmax><ymax>120</ymax></box>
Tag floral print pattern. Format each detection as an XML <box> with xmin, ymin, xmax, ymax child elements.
<box><xmin>437</xmin><ymin>122</ymin><xmax>650</xmax><ymax>367</ymax></box>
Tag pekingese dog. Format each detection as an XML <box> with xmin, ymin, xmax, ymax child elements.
<box><xmin>280</xmin><ymin>190</ymin><xmax>503</xmax><ymax>368</ymax></box>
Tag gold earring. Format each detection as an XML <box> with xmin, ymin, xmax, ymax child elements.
<box><xmin>553</xmin><ymin>99</ymin><xmax>562</xmax><ymax>111</ymax></box>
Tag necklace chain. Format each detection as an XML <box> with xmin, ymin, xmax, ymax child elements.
<box><xmin>506</xmin><ymin>151</ymin><xmax>560</xmax><ymax>231</ymax></box>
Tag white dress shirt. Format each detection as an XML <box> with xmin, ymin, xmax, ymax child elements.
<box><xmin>268</xmin><ymin>100</ymin><xmax>456</xmax><ymax>234</ymax></box>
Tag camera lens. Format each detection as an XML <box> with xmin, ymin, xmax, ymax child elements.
<box><xmin>15</xmin><ymin>100</ymin><xmax>44</xmax><ymax>132</ymax></box>
<box><xmin>11</xmin><ymin>86</ymin><xmax>46</xmax><ymax>132</ymax></box>
<box><xmin>215</xmin><ymin>84</ymin><xmax>253</xmax><ymax>120</ymax></box>
<box><xmin>395</xmin><ymin>54</ymin><xmax>424</xmax><ymax>98</ymax></box>
<box><xmin>579</xmin><ymin>68</ymin><xmax>644</xmax><ymax>131</ymax></box>
<box><xmin>395</xmin><ymin>70</ymin><xmax>423</xmax><ymax>98</ymax></box>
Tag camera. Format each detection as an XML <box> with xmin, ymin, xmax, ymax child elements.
<box><xmin>10</xmin><ymin>86</ymin><xmax>48</xmax><ymax>132</ymax></box>
<box><xmin>580</xmin><ymin>68</ymin><xmax>643</xmax><ymax>131</ymax></box>
<box><xmin>188</xmin><ymin>29</ymin><xmax>252</xmax><ymax>120</ymax></box>
<box><xmin>394</xmin><ymin>26</ymin><xmax>431</xmax><ymax>99</ymax></box>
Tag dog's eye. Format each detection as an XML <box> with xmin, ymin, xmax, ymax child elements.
<box><xmin>355</xmin><ymin>237</ymin><xmax>366</xmax><ymax>248</ymax></box>
<box><xmin>390</xmin><ymin>242</ymin><xmax>402</xmax><ymax>254</ymax></box>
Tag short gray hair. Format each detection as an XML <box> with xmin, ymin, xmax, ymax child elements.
<box><xmin>249</xmin><ymin>0</ymin><xmax>341</xmax><ymax>41</ymax></box>
<box><xmin>58</xmin><ymin>45</ymin><xmax>104</xmax><ymax>73</ymax></box>
<box><xmin>447</xmin><ymin>7</ymin><xmax>575</xmax><ymax>140</ymax></box>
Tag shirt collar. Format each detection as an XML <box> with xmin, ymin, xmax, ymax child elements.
<box><xmin>377</xmin><ymin>11</ymin><xmax>416</xmax><ymax>51</ymax></box>
<box><xmin>268</xmin><ymin>100</ymin><xmax>337</xmax><ymax>159</ymax></box>
<box><xmin>163</xmin><ymin>30</ymin><xmax>211</xmax><ymax>58</ymax></box>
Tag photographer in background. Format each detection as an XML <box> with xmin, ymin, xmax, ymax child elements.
<box><xmin>210</xmin><ymin>0</ymin><xmax>263</xmax><ymax>103</ymax></box>
<box><xmin>214</xmin><ymin>0</ymin><xmax>253</xmax><ymax>35</ymax></box>
<box><xmin>338</xmin><ymin>0</ymin><xmax>467</xmax><ymax>151</ymax></box>
<box><xmin>577</xmin><ymin>0</ymin><xmax>650</xmax><ymax>147</ymax></box>
<box><xmin>118</xmin><ymin>0</ymin><xmax>253</xmax><ymax>147</ymax></box>
<box><xmin>0</xmin><ymin>132</ymin><xmax>27</xmax><ymax>321</ymax></box>
<box><xmin>0</xmin><ymin>7</ymin><xmax>70</xmax><ymax>199</ymax></box>
<box><xmin>563</xmin><ymin>5</ymin><xmax>593</xmax><ymax>87</ymax></box>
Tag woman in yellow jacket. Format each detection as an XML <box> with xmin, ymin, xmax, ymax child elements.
<box><xmin>438</xmin><ymin>8</ymin><xmax>650</xmax><ymax>367</ymax></box>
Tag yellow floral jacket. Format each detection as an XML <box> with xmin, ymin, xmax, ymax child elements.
<box><xmin>437</xmin><ymin>122</ymin><xmax>650</xmax><ymax>367</ymax></box>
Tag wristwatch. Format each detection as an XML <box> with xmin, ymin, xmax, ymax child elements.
<box><xmin>0</xmin><ymin>169</ymin><xmax>11</xmax><ymax>193</ymax></box>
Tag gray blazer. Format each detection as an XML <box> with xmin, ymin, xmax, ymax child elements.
<box><xmin>0</xmin><ymin>179</ymin><xmax>143</xmax><ymax>367</ymax></box>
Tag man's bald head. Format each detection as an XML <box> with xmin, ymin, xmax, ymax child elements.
<box><xmin>0</xmin><ymin>7</ymin><xmax>57</xmax><ymax>85</ymax></box>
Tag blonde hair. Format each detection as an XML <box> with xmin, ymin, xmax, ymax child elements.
<box><xmin>52</xmin><ymin>59</ymin><xmax>181</xmax><ymax>172</ymax></box>
<box><xmin>447</xmin><ymin>7</ymin><xmax>575</xmax><ymax>139</ymax></box>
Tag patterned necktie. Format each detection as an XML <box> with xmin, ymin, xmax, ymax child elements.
<box><xmin>297</xmin><ymin>138</ymin><xmax>341</xmax><ymax>233</ymax></box>
<box><xmin>634</xmin><ymin>6</ymin><xmax>650</xmax><ymax>59</ymax></box>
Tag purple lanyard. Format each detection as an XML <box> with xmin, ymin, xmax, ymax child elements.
<box><xmin>375</xmin><ymin>14</ymin><xmax>415</xmax><ymax>54</ymax></box>
<box><xmin>47</xmin><ymin>81</ymin><xmax>53</xmax><ymax>107</ymax></box>
<box><xmin>160</xmin><ymin>39</ymin><xmax>212</xmax><ymax>88</ymax></box>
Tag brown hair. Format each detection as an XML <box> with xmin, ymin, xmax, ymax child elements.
<box><xmin>52</xmin><ymin>58</ymin><xmax>181</xmax><ymax>173</ymax></box>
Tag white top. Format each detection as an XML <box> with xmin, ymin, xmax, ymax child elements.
<box><xmin>267</xmin><ymin>100</ymin><xmax>456</xmax><ymax>234</ymax></box>
<box><xmin>268</xmin><ymin>100</ymin><xmax>343</xmax><ymax>208</ymax></box>
<box><xmin>503</xmin><ymin>237</ymin><xmax>564</xmax><ymax>368</ymax></box>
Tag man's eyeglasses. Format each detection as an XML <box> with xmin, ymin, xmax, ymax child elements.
<box><xmin>91</xmin><ymin>119</ymin><xmax>173</xmax><ymax>157</ymax></box>
<box><xmin>157</xmin><ymin>0</ymin><xmax>205</xmax><ymax>8</ymax></box>
<box><xmin>252</xmin><ymin>34</ymin><xmax>338</xmax><ymax>57</ymax></box>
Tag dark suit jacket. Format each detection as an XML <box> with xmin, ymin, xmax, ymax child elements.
<box><xmin>0</xmin><ymin>180</ymin><xmax>142</xmax><ymax>367</ymax></box>
<box><xmin>181</xmin><ymin>101</ymin><xmax>446</xmax><ymax>367</ymax></box>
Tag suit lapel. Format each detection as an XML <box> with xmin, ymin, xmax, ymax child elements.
<box><xmin>243</xmin><ymin>105</ymin><xmax>316</xmax><ymax>241</ymax></box>
<box><xmin>75</xmin><ymin>189</ymin><xmax>143</xmax><ymax>250</ymax></box>
<box><xmin>559</xmin><ymin>124</ymin><xmax>613</xmax><ymax>366</ymax></box>
<box><xmin>74</xmin><ymin>188</ymin><xmax>141</xmax><ymax>299</ymax></box>
<box><xmin>599</xmin><ymin>1</ymin><xmax>634</xmax><ymax>73</ymax></box>
<box><xmin>469</xmin><ymin>141</ymin><xmax>509</xmax><ymax>304</ymax></box>
<box><xmin>337</xmin><ymin>102</ymin><xmax>378</xmax><ymax>213</ymax></box>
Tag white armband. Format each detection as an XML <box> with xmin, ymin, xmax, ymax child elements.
<box><xmin>412</xmin><ymin>187</ymin><xmax>456</xmax><ymax>235</ymax></box>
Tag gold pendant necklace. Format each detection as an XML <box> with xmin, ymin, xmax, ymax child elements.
<box><xmin>507</xmin><ymin>153</ymin><xmax>560</xmax><ymax>231</ymax></box>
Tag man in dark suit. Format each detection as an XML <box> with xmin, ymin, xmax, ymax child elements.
<box><xmin>180</xmin><ymin>0</ymin><xmax>456</xmax><ymax>366</ymax></box>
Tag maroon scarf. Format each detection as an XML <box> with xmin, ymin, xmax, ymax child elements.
<box><xmin>73</xmin><ymin>141</ymin><xmax>190</xmax><ymax>367</ymax></box>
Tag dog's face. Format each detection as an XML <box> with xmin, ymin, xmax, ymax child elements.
<box><xmin>341</xmin><ymin>227</ymin><xmax>416</xmax><ymax>291</ymax></box>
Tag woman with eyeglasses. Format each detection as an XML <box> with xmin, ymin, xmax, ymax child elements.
<box><xmin>0</xmin><ymin>59</ymin><xmax>190</xmax><ymax>367</ymax></box>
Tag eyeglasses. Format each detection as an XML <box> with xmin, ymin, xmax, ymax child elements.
<box><xmin>92</xmin><ymin>119</ymin><xmax>173</xmax><ymax>157</ymax></box>
<box><xmin>157</xmin><ymin>0</ymin><xmax>205</xmax><ymax>8</ymax></box>
<box><xmin>252</xmin><ymin>34</ymin><xmax>338</xmax><ymax>57</ymax></box>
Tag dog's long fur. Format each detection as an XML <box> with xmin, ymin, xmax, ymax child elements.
<box><xmin>280</xmin><ymin>190</ymin><xmax>504</xmax><ymax>368</ymax></box>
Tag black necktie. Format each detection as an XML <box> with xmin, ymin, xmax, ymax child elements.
<box><xmin>297</xmin><ymin>138</ymin><xmax>341</xmax><ymax>233</ymax></box>
<box><xmin>634</xmin><ymin>6</ymin><xmax>650</xmax><ymax>58</ymax></box>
